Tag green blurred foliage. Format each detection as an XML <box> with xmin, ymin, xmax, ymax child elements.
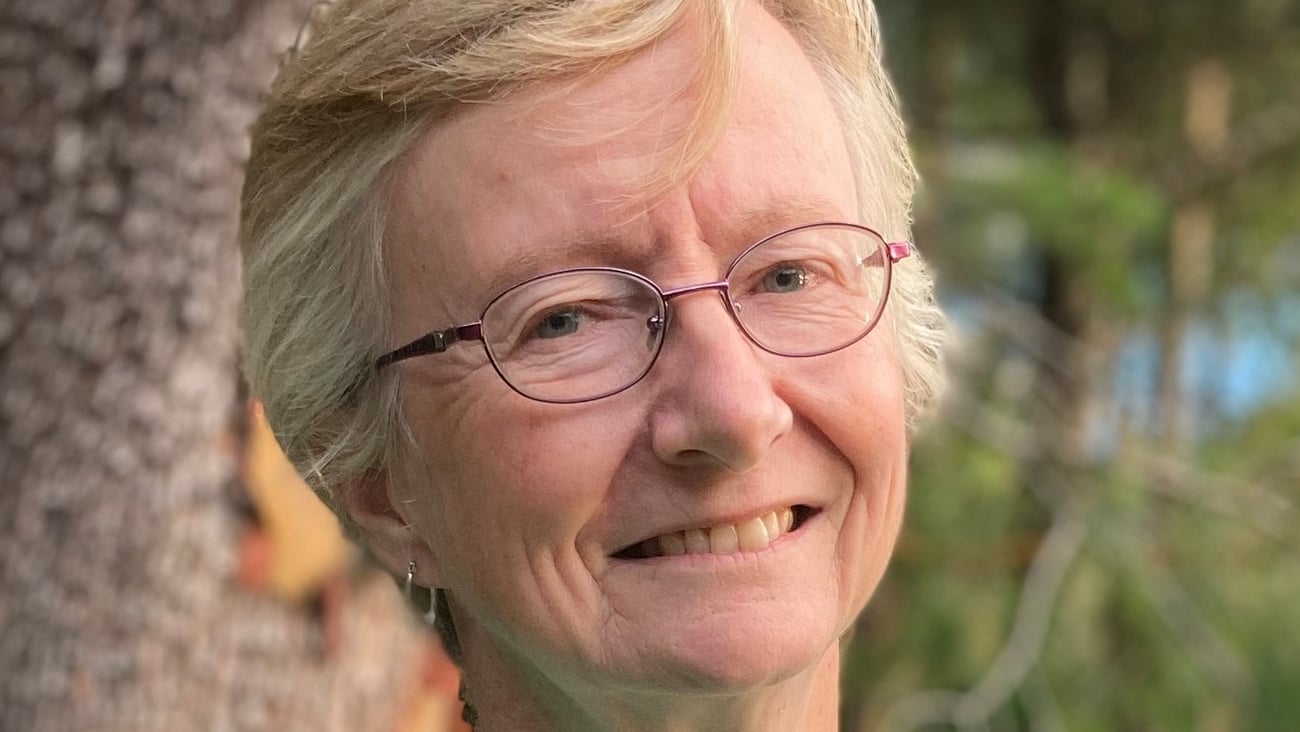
<box><xmin>842</xmin><ymin>0</ymin><xmax>1300</xmax><ymax>729</ymax></box>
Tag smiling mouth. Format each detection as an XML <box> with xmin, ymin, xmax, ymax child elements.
<box><xmin>612</xmin><ymin>505</ymin><xmax>818</xmax><ymax>560</ymax></box>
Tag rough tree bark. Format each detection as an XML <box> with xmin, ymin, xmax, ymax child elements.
<box><xmin>0</xmin><ymin>1</ymin><xmax>426</xmax><ymax>730</ymax></box>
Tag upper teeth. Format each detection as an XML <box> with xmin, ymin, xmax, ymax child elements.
<box><xmin>628</xmin><ymin>508</ymin><xmax>796</xmax><ymax>559</ymax></box>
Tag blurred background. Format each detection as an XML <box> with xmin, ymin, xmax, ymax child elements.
<box><xmin>844</xmin><ymin>0</ymin><xmax>1300</xmax><ymax>729</ymax></box>
<box><xmin>2</xmin><ymin>0</ymin><xmax>1296</xmax><ymax>731</ymax></box>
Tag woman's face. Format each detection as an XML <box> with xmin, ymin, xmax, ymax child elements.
<box><xmin>383</xmin><ymin>4</ymin><xmax>907</xmax><ymax>701</ymax></box>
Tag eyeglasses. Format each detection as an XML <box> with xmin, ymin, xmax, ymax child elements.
<box><xmin>376</xmin><ymin>222</ymin><xmax>912</xmax><ymax>403</ymax></box>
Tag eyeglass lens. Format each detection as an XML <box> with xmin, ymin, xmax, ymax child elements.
<box><xmin>480</xmin><ymin>224</ymin><xmax>890</xmax><ymax>403</ymax></box>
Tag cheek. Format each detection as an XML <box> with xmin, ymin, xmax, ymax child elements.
<box><xmin>842</xmin><ymin>341</ymin><xmax>908</xmax><ymax>603</ymax></box>
<box><xmin>405</xmin><ymin>391</ymin><xmax>639</xmax><ymax>560</ymax></box>
<box><xmin>777</xmin><ymin>331</ymin><xmax>907</xmax><ymax>598</ymax></box>
<box><xmin>781</xmin><ymin>325</ymin><xmax>907</xmax><ymax>461</ymax></box>
<box><xmin>839</xmin><ymin>333</ymin><xmax>907</xmax><ymax>514</ymax></box>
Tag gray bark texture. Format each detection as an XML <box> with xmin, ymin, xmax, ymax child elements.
<box><xmin>0</xmin><ymin>1</ymin><xmax>423</xmax><ymax>730</ymax></box>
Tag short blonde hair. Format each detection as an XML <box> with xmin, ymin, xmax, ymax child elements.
<box><xmin>240</xmin><ymin>0</ymin><xmax>944</xmax><ymax>515</ymax></box>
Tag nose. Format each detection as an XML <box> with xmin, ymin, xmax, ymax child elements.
<box><xmin>648</xmin><ymin>287</ymin><xmax>793</xmax><ymax>472</ymax></box>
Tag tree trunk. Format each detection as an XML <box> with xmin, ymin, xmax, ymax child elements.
<box><xmin>1025</xmin><ymin>0</ymin><xmax>1099</xmax><ymax>473</ymax></box>
<box><xmin>1158</xmin><ymin>60</ymin><xmax>1230</xmax><ymax>449</ymax></box>
<box><xmin>0</xmin><ymin>1</ymin><xmax>428</xmax><ymax>729</ymax></box>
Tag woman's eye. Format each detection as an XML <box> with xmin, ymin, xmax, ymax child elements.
<box><xmin>532</xmin><ymin>310</ymin><xmax>582</xmax><ymax>339</ymax></box>
<box><xmin>762</xmin><ymin>265</ymin><xmax>810</xmax><ymax>293</ymax></box>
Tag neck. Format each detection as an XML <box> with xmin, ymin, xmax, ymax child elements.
<box><xmin>457</xmin><ymin>626</ymin><xmax>842</xmax><ymax>732</ymax></box>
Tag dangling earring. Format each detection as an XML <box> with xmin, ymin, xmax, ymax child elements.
<box><xmin>404</xmin><ymin>560</ymin><xmax>439</xmax><ymax>626</ymax></box>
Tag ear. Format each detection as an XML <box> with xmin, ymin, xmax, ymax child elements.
<box><xmin>335</xmin><ymin>471</ymin><xmax>442</xmax><ymax>588</ymax></box>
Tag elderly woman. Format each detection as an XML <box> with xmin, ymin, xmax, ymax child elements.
<box><xmin>241</xmin><ymin>0</ymin><xmax>943</xmax><ymax>729</ymax></box>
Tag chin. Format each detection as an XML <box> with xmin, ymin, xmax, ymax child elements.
<box><xmin>625</xmin><ymin>606</ymin><xmax>841</xmax><ymax>694</ymax></box>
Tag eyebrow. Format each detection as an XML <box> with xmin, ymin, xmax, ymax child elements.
<box><xmin>479</xmin><ymin>231</ymin><xmax>651</xmax><ymax>298</ymax></box>
<box><xmin>478</xmin><ymin>195</ymin><xmax>851</xmax><ymax>299</ymax></box>
<box><xmin>732</xmin><ymin>196</ymin><xmax>849</xmax><ymax>241</ymax></box>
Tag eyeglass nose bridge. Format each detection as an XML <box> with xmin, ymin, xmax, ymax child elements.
<box><xmin>660</xmin><ymin>280</ymin><xmax>731</xmax><ymax>301</ymax></box>
<box><xmin>645</xmin><ymin>279</ymin><xmax>737</xmax><ymax>338</ymax></box>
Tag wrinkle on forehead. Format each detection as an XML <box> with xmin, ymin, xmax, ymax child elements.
<box><xmin>384</xmin><ymin>2</ymin><xmax>859</xmax><ymax>327</ymax></box>
<box><xmin>404</xmin><ymin>11</ymin><xmax>710</xmax><ymax>215</ymax></box>
<box><xmin>385</xmin><ymin>20</ymin><xmax>709</xmax><ymax>317</ymax></box>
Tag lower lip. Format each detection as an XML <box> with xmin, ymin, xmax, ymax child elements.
<box><xmin>609</xmin><ymin>508</ymin><xmax>822</xmax><ymax>569</ymax></box>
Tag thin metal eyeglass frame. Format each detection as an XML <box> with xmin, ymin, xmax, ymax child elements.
<box><xmin>374</xmin><ymin>222</ymin><xmax>913</xmax><ymax>403</ymax></box>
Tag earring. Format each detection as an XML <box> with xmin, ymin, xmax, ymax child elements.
<box><xmin>404</xmin><ymin>560</ymin><xmax>439</xmax><ymax>626</ymax></box>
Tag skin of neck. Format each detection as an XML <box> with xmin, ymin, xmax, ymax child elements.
<box><xmin>452</xmin><ymin>609</ymin><xmax>844</xmax><ymax>732</ymax></box>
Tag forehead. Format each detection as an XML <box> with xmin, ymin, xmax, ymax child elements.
<box><xmin>386</xmin><ymin>4</ymin><xmax>861</xmax><ymax>320</ymax></box>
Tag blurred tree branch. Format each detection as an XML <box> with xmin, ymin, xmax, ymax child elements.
<box><xmin>883</xmin><ymin>507</ymin><xmax>1088</xmax><ymax>731</ymax></box>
